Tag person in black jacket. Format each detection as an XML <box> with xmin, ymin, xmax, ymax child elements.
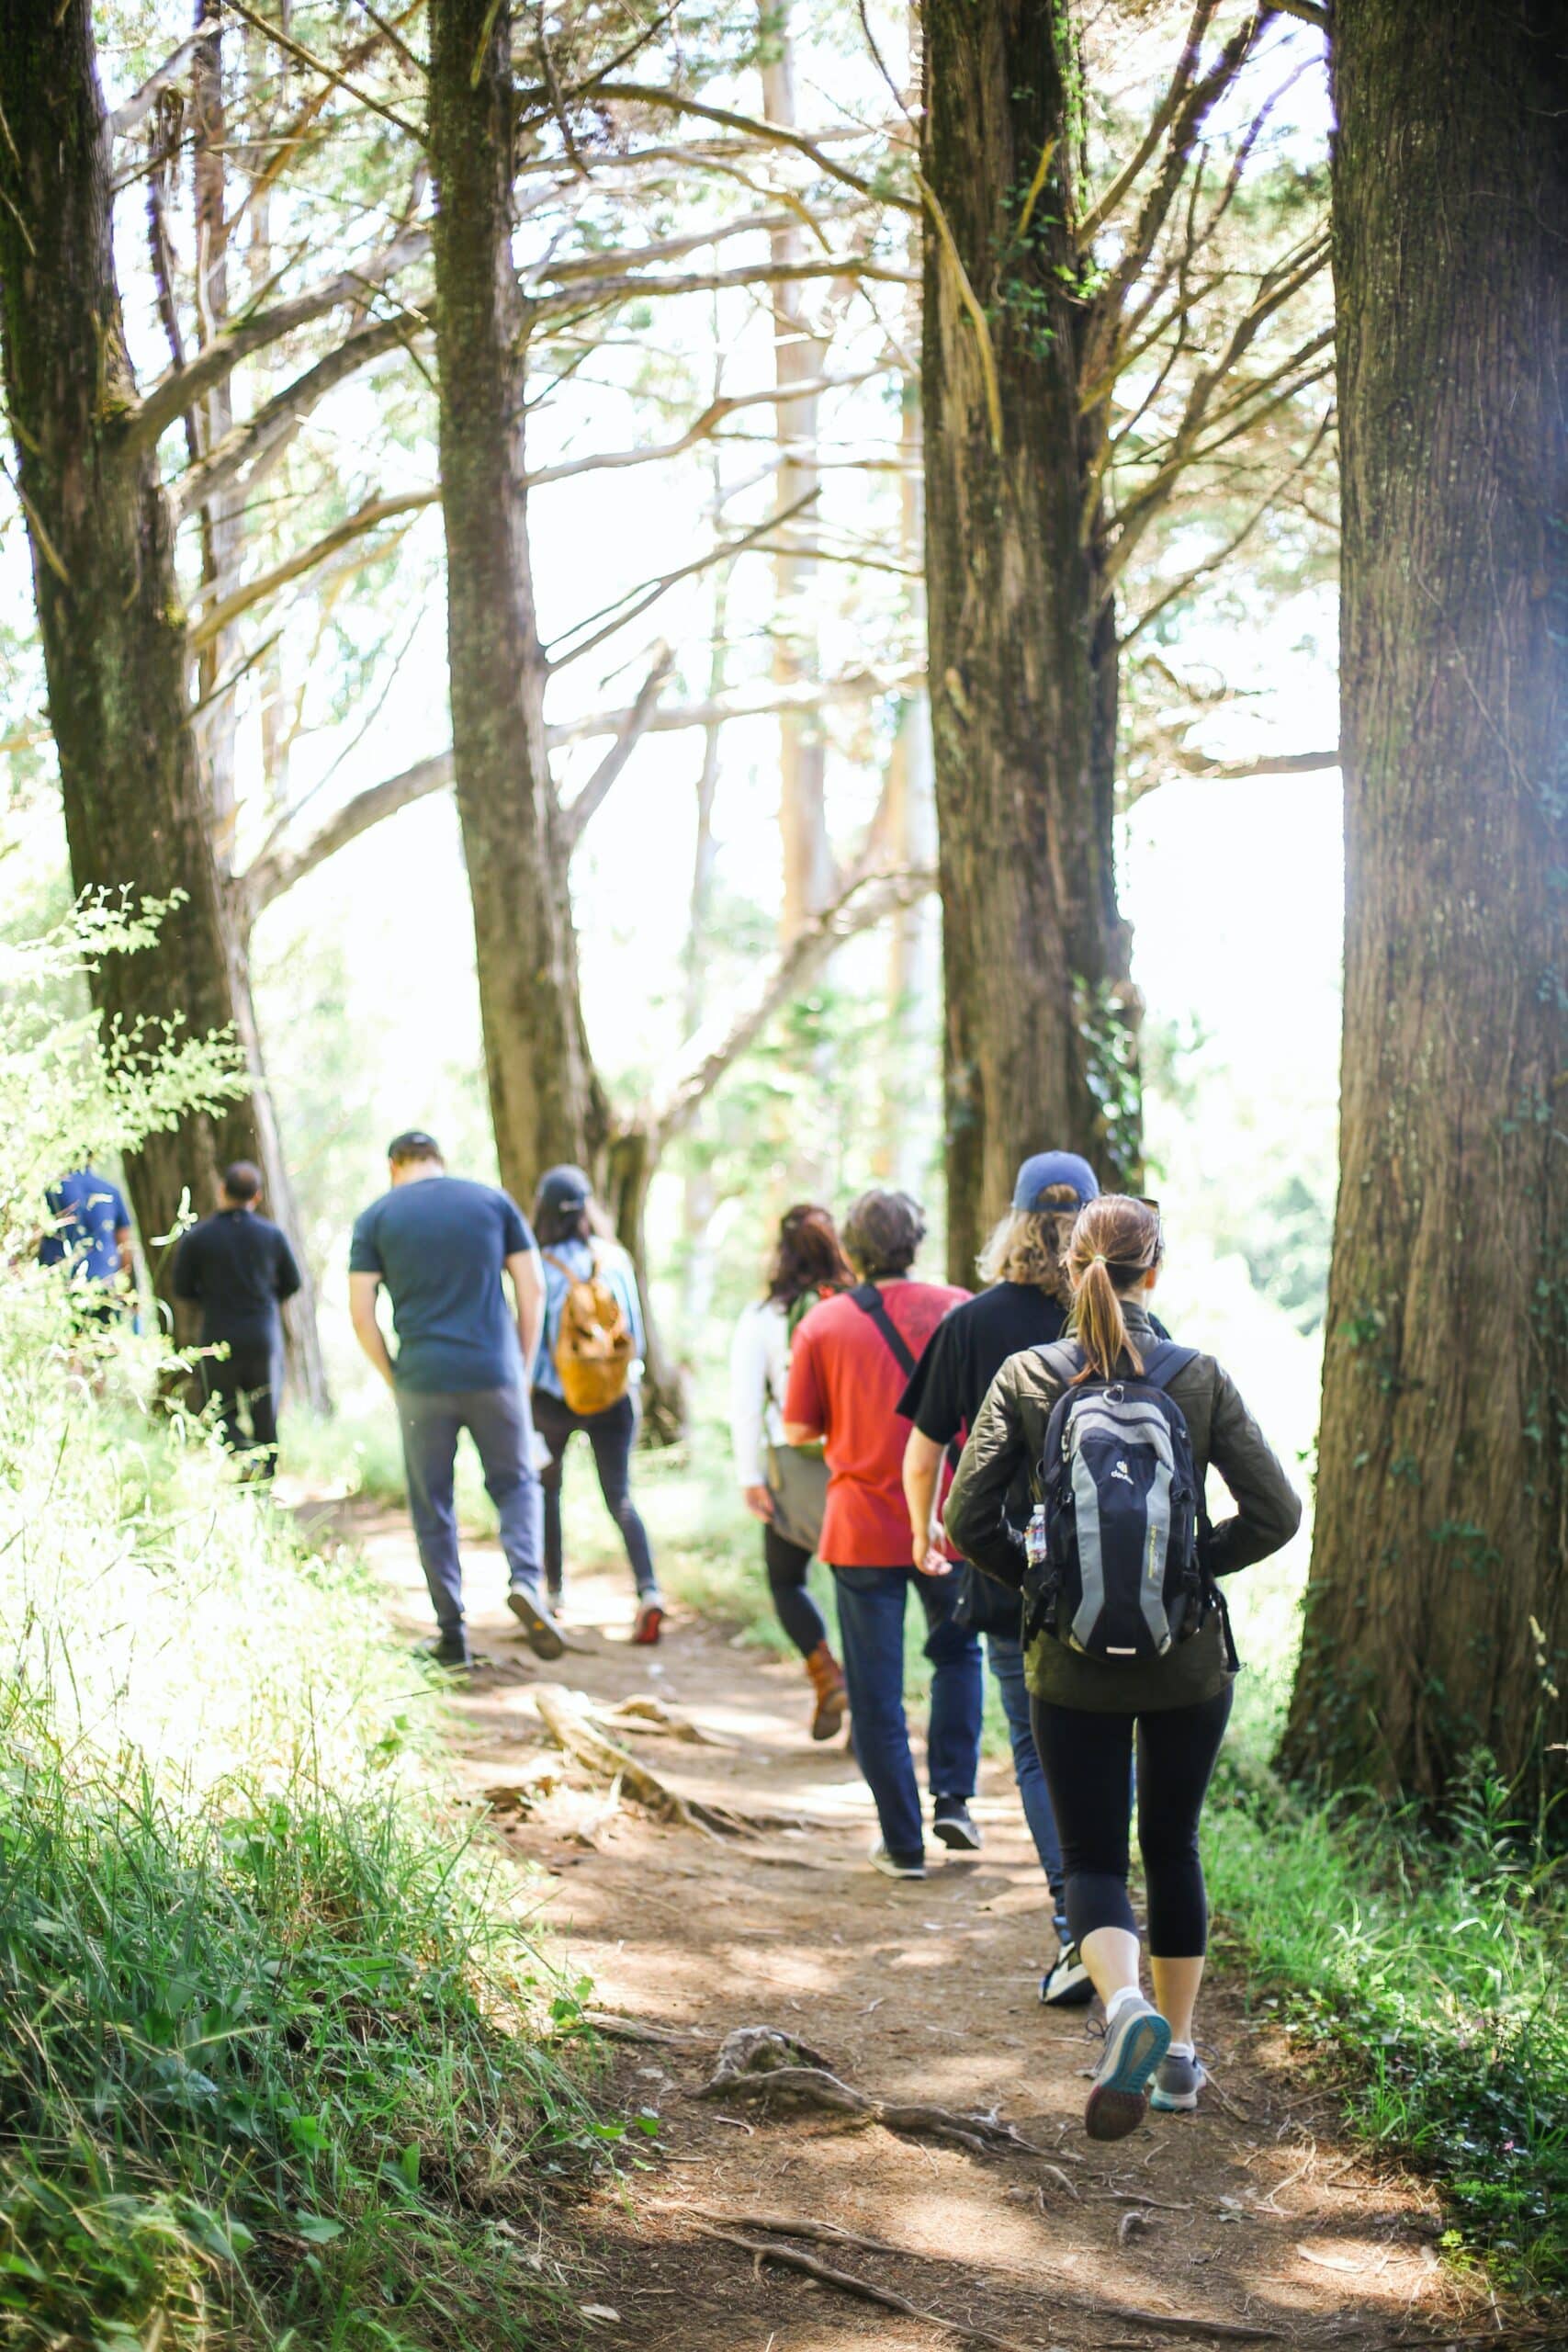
<box><xmin>900</xmin><ymin>1150</ymin><xmax>1101</xmax><ymax>2003</ymax></box>
<box><xmin>946</xmin><ymin>1193</ymin><xmax>1301</xmax><ymax>2139</ymax></box>
<box><xmin>174</xmin><ymin>1162</ymin><xmax>301</xmax><ymax>1472</ymax></box>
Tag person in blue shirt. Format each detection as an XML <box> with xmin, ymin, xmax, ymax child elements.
<box><xmin>39</xmin><ymin>1164</ymin><xmax>133</xmax><ymax>1319</ymax></box>
<box><xmin>531</xmin><ymin>1164</ymin><xmax>664</xmax><ymax>1644</ymax></box>
<box><xmin>349</xmin><ymin>1130</ymin><xmax>561</xmax><ymax>1670</ymax></box>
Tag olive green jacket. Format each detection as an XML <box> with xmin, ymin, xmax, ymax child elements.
<box><xmin>943</xmin><ymin>1303</ymin><xmax>1302</xmax><ymax>1711</ymax></box>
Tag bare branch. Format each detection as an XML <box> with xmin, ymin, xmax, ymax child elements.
<box><xmin>109</xmin><ymin>31</ymin><xmax>206</xmax><ymax>140</ymax></box>
<box><xmin>547</xmin><ymin>663</ymin><xmax>921</xmax><ymax>746</ymax></box>
<box><xmin>562</xmin><ymin>81</ymin><xmax>917</xmax><ymax>212</ymax></box>
<box><xmin>124</xmin><ymin>226</ymin><xmax>430</xmax><ymax>456</ymax></box>
<box><xmin>646</xmin><ymin>865</ymin><xmax>935</xmax><ymax>1152</ymax></box>
<box><xmin>187</xmin><ymin>489</ymin><xmax>437</xmax><ymax>650</ymax></box>
<box><xmin>1119</xmin><ymin>403</ymin><xmax>1332</xmax><ymax>639</ymax></box>
<box><xmin>538</xmin><ymin>209</ymin><xmax>810</xmax><ymax>284</ymax></box>
<box><xmin>1171</xmin><ymin>743</ymin><xmax>1338</xmax><ymax>779</ymax></box>
<box><xmin>170</xmin><ymin>312</ymin><xmax>419</xmax><ymax>520</ymax></box>
<box><xmin>1074</xmin><ymin>0</ymin><xmax>1218</xmax><ymax>253</ymax></box>
<box><xmin>546</xmin><ymin>491</ymin><xmax>818</xmax><ymax>670</ymax></box>
<box><xmin>561</xmin><ymin>645</ymin><xmax>673</xmax><ymax>851</ymax></box>
<box><xmin>1269</xmin><ymin>0</ymin><xmax>1329</xmax><ymax>28</ymax></box>
<box><xmin>523</xmin><ymin>377</ymin><xmax>848</xmax><ymax>490</ymax></box>
<box><xmin>225</xmin><ymin>0</ymin><xmax>422</xmax><ymax>140</ymax></box>
<box><xmin>530</xmin><ymin>252</ymin><xmax>914</xmax><ymax>323</ymax></box>
<box><xmin>242</xmin><ymin>749</ymin><xmax>453</xmax><ymax>915</ymax></box>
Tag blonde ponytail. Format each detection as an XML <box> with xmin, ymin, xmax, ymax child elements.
<box><xmin>1066</xmin><ymin>1195</ymin><xmax>1163</xmax><ymax>1382</ymax></box>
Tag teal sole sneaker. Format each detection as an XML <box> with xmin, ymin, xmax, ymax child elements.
<box><xmin>1085</xmin><ymin>1999</ymin><xmax>1172</xmax><ymax>2142</ymax></box>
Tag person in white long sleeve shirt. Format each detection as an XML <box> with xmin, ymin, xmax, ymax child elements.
<box><xmin>729</xmin><ymin>1204</ymin><xmax>853</xmax><ymax>1739</ymax></box>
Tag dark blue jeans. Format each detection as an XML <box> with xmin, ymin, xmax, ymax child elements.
<box><xmin>396</xmin><ymin>1383</ymin><xmax>543</xmax><ymax>1634</ymax></box>
<box><xmin>830</xmin><ymin>1566</ymin><xmax>983</xmax><ymax>1862</ymax></box>
<box><xmin>987</xmin><ymin>1632</ymin><xmax>1066</xmax><ymax>1936</ymax></box>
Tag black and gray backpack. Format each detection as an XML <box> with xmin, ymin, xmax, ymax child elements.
<box><xmin>1022</xmin><ymin>1339</ymin><xmax>1207</xmax><ymax>1663</ymax></box>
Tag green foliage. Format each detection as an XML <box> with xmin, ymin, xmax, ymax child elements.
<box><xmin>0</xmin><ymin>916</ymin><xmax>608</xmax><ymax>2351</ymax></box>
<box><xmin>1208</xmin><ymin>1739</ymin><xmax>1568</xmax><ymax>2300</ymax></box>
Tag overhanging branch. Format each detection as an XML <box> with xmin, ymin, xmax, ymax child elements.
<box><xmin>560</xmin><ymin>646</ymin><xmax>673</xmax><ymax>852</ymax></box>
<box><xmin>241</xmin><ymin>749</ymin><xmax>454</xmax><ymax>916</ymax></box>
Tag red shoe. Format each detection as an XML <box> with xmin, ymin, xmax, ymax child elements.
<box><xmin>632</xmin><ymin>1597</ymin><xmax>665</xmax><ymax>1645</ymax></box>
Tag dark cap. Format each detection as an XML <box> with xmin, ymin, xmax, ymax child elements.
<box><xmin>536</xmin><ymin>1162</ymin><xmax>592</xmax><ymax>1216</ymax></box>
<box><xmin>388</xmin><ymin>1130</ymin><xmax>443</xmax><ymax>1164</ymax></box>
<box><xmin>1011</xmin><ymin>1150</ymin><xmax>1100</xmax><ymax>1211</ymax></box>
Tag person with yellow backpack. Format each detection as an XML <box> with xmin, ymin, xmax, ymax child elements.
<box><xmin>530</xmin><ymin>1165</ymin><xmax>664</xmax><ymax>1643</ymax></box>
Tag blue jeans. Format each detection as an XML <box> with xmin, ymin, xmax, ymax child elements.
<box><xmin>831</xmin><ymin>1566</ymin><xmax>983</xmax><ymax>1862</ymax></box>
<box><xmin>396</xmin><ymin>1383</ymin><xmax>544</xmax><ymax>1634</ymax></box>
<box><xmin>987</xmin><ymin>1632</ymin><xmax>1067</xmax><ymax>1937</ymax></box>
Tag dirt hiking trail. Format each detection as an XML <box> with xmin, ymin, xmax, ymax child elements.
<box><xmin>346</xmin><ymin>1505</ymin><xmax>1497</xmax><ymax>2352</ymax></box>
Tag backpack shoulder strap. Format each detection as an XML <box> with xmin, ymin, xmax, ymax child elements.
<box><xmin>1134</xmin><ymin>1340</ymin><xmax>1199</xmax><ymax>1395</ymax></box>
<box><xmin>850</xmin><ymin>1282</ymin><xmax>918</xmax><ymax>1378</ymax></box>
<box><xmin>1035</xmin><ymin>1339</ymin><xmax>1083</xmax><ymax>1387</ymax></box>
<box><xmin>542</xmin><ymin>1250</ymin><xmax>577</xmax><ymax>1281</ymax></box>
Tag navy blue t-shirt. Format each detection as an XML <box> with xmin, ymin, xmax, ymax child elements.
<box><xmin>39</xmin><ymin>1167</ymin><xmax>131</xmax><ymax>1284</ymax></box>
<box><xmin>348</xmin><ymin>1176</ymin><xmax>534</xmax><ymax>1393</ymax></box>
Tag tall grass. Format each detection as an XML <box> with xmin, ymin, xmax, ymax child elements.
<box><xmin>0</xmin><ymin>910</ymin><xmax>610</xmax><ymax>2350</ymax></box>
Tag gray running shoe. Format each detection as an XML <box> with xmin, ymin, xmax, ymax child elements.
<box><xmin>1084</xmin><ymin>1997</ymin><xmax>1171</xmax><ymax>2142</ymax></box>
<box><xmin>1150</xmin><ymin>2049</ymin><xmax>1208</xmax><ymax>2112</ymax></box>
<box><xmin>507</xmin><ymin>1583</ymin><xmax>567</xmax><ymax>1659</ymax></box>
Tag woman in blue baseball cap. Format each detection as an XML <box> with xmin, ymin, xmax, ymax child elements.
<box><xmin>898</xmin><ymin>1148</ymin><xmax>1104</xmax><ymax>1995</ymax></box>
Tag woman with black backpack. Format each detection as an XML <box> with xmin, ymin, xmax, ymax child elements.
<box><xmin>945</xmin><ymin>1194</ymin><xmax>1300</xmax><ymax>2139</ymax></box>
<box><xmin>729</xmin><ymin>1204</ymin><xmax>855</xmax><ymax>1739</ymax></box>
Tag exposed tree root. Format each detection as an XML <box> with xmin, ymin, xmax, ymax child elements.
<box><xmin>532</xmin><ymin>1685</ymin><xmax>773</xmax><ymax>1835</ymax></box>
<box><xmin>690</xmin><ymin>2024</ymin><xmax>1058</xmax><ymax>2155</ymax></box>
<box><xmin>579</xmin><ymin>2010</ymin><xmax>712</xmax><ymax>2048</ymax></box>
<box><xmin>694</xmin><ymin>2225</ymin><xmax>1041</xmax><ymax>2352</ymax></box>
<box><xmin>596</xmin><ymin>1692</ymin><xmax>730</xmax><ymax>1745</ymax></box>
<box><xmin>658</xmin><ymin>2200</ymin><xmax>905</xmax><ymax>2255</ymax></box>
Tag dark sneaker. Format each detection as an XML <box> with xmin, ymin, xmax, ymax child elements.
<box><xmin>631</xmin><ymin>1596</ymin><xmax>665</xmax><ymax>1645</ymax></box>
<box><xmin>423</xmin><ymin>1630</ymin><xmax>472</xmax><ymax>1669</ymax></box>
<box><xmin>931</xmin><ymin>1798</ymin><xmax>981</xmax><ymax>1851</ymax></box>
<box><xmin>1150</xmin><ymin>2049</ymin><xmax>1207</xmax><ymax>2113</ymax></box>
<box><xmin>870</xmin><ymin>1839</ymin><xmax>927</xmax><ymax>1880</ymax></box>
<box><xmin>1040</xmin><ymin>1941</ymin><xmax>1095</xmax><ymax>2007</ymax></box>
<box><xmin>1085</xmin><ymin>1997</ymin><xmax>1171</xmax><ymax>2142</ymax></box>
<box><xmin>507</xmin><ymin>1584</ymin><xmax>567</xmax><ymax>1660</ymax></box>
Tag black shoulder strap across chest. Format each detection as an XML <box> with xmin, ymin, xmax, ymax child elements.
<box><xmin>851</xmin><ymin>1282</ymin><xmax>918</xmax><ymax>1378</ymax></box>
<box><xmin>1036</xmin><ymin>1336</ymin><xmax>1197</xmax><ymax>1393</ymax></box>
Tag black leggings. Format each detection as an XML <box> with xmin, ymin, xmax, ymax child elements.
<box><xmin>762</xmin><ymin>1522</ymin><xmax>829</xmax><ymax>1657</ymax></box>
<box><xmin>1031</xmin><ymin>1686</ymin><xmax>1233</xmax><ymax>1957</ymax></box>
<box><xmin>532</xmin><ymin>1388</ymin><xmax>658</xmax><ymax>1598</ymax></box>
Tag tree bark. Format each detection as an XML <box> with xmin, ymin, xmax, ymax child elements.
<box><xmin>921</xmin><ymin>0</ymin><xmax>1138</xmax><ymax>1284</ymax></box>
<box><xmin>1282</xmin><ymin>2</ymin><xmax>1567</xmax><ymax>1811</ymax></box>
<box><xmin>0</xmin><ymin>0</ymin><xmax>303</xmax><ymax>1331</ymax></box>
<box><xmin>428</xmin><ymin>0</ymin><xmax>607</xmax><ymax>1201</ymax></box>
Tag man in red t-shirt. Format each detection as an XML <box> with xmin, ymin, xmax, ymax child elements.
<box><xmin>784</xmin><ymin>1189</ymin><xmax>979</xmax><ymax>1879</ymax></box>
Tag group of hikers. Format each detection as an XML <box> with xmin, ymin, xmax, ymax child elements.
<box><xmin>39</xmin><ymin>1130</ymin><xmax>1302</xmax><ymax>2143</ymax></box>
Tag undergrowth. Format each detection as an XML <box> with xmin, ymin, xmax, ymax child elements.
<box><xmin>1208</xmin><ymin>1736</ymin><xmax>1568</xmax><ymax>2301</ymax></box>
<box><xmin>0</xmin><ymin>910</ymin><xmax>612</xmax><ymax>2352</ymax></box>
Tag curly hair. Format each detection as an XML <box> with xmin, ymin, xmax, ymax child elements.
<box><xmin>765</xmin><ymin>1204</ymin><xmax>854</xmax><ymax>1309</ymax></box>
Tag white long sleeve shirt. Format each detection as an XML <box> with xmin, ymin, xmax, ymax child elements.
<box><xmin>729</xmin><ymin>1297</ymin><xmax>792</xmax><ymax>1488</ymax></box>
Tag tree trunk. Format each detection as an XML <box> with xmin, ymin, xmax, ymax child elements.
<box><xmin>428</xmin><ymin>0</ymin><xmax>606</xmax><ymax>1200</ymax></box>
<box><xmin>761</xmin><ymin>10</ymin><xmax>834</xmax><ymax>940</ymax></box>
<box><xmin>921</xmin><ymin>0</ymin><xmax>1138</xmax><ymax>1285</ymax></box>
<box><xmin>1282</xmin><ymin>3</ymin><xmax>1568</xmax><ymax>1813</ymax></box>
<box><xmin>0</xmin><ymin>0</ymin><xmax>299</xmax><ymax>1329</ymax></box>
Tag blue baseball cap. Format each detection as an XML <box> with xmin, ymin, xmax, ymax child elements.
<box><xmin>1011</xmin><ymin>1150</ymin><xmax>1100</xmax><ymax>1211</ymax></box>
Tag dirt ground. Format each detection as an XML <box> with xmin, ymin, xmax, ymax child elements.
<box><xmin>344</xmin><ymin>1503</ymin><xmax>1500</xmax><ymax>2352</ymax></box>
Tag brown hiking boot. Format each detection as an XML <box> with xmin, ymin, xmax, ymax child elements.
<box><xmin>806</xmin><ymin>1643</ymin><xmax>848</xmax><ymax>1742</ymax></box>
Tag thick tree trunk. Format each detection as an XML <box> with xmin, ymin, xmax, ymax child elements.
<box><xmin>428</xmin><ymin>0</ymin><xmax>606</xmax><ymax>1199</ymax></box>
<box><xmin>0</xmin><ymin>0</ymin><xmax>300</xmax><ymax>1333</ymax></box>
<box><xmin>921</xmin><ymin>0</ymin><xmax>1138</xmax><ymax>1284</ymax></box>
<box><xmin>1282</xmin><ymin>3</ymin><xmax>1567</xmax><ymax>1812</ymax></box>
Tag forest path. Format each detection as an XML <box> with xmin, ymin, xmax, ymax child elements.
<box><xmin>341</xmin><ymin>1503</ymin><xmax>1482</xmax><ymax>2352</ymax></box>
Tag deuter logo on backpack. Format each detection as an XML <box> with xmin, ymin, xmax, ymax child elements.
<box><xmin>1022</xmin><ymin>1340</ymin><xmax>1206</xmax><ymax>1664</ymax></box>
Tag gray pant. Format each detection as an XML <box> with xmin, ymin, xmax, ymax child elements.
<box><xmin>395</xmin><ymin>1383</ymin><xmax>543</xmax><ymax>1633</ymax></box>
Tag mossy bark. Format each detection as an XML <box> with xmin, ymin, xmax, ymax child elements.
<box><xmin>1283</xmin><ymin>1</ymin><xmax>1568</xmax><ymax>1810</ymax></box>
<box><xmin>920</xmin><ymin>0</ymin><xmax>1137</xmax><ymax>1284</ymax></box>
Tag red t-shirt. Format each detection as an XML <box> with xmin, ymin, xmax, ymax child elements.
<box><xmin>784</xmin><ymin>1280</ymin><xmax>969</xmax><ymax>1566</ymax></box>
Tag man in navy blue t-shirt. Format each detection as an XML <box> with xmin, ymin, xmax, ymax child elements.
<box><xmin>39</xmin><ymin>1164</ymin><xmax>133</xmax><ymax>1317</ymax></box>
<box><xmin>350</xmin><ymin>1130</ymin><xmax>561</xmax><ymax>1668</ymax></box>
